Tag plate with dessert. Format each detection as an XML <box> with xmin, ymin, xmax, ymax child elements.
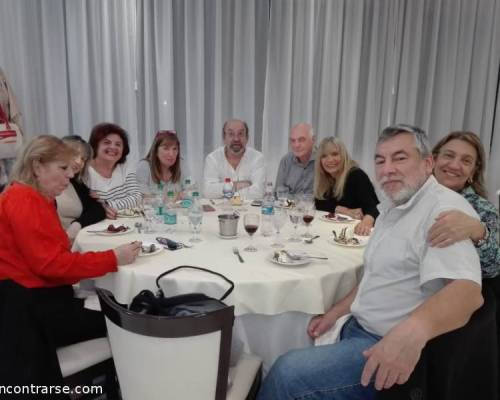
<box><xmin>87</xmin><ymin>224</ymin><xmax>134</xmax><ymax>236</ymax></box>
<box><xmin>320</xmin><ymin>212</ymin><xmax>358</xmax><ymax>223</ymax></box>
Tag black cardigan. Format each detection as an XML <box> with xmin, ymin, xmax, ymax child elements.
<box><xmin>314</xmin><ymin>167</ymin><xmax>379</xmax><ymax>219</ymax></box>
<box><xmin>70</xmin><ymin>178</ymin><xmax>106</xmax><ymax>227</ymax></box>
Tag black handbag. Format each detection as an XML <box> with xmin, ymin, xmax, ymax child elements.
<box><xmin>129</xmin><ymin>266</ymin><xmax>234</xmax><ymax>317</ymax></box>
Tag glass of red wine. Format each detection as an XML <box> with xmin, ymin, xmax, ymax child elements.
<box><xmin>243</xmin><ymin>213</ymin><xmax>260</xmax><ymax>252</ymax></box>
<box><xmin>301</xmin><ymin>196</ymin><xmax>316</xmax><ymax>239</ymax></box>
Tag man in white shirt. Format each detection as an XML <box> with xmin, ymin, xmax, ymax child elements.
<box><xmin>203</xmin><ymin>119</ymin><xmax>265</xmax><ymax>199</ymax></box>
<box><xmin>274</xmin><ymin>122</ymin><xmax>315</xmax><ymax>195</ymax></box>
<box><xmin>258</xmin><ymin>124</ymin><xmax>483</xmax><ymax>400</ymax></box>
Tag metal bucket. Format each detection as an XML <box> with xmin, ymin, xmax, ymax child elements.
<box><xmin>218</xmin><ymin>214</ymin><xmax>239</xmax><ymax>237</ymax></box>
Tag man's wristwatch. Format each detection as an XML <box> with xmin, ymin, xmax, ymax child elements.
<box><xmin>474</xmin><ymin>225</ymin><xmax>489</xmax><ymax>247</ymax></box>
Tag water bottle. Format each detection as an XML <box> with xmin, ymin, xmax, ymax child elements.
<box><xmin>188</xmin><ymin>191</ymin><xmax>203</xmax><ymax>242</ymax></box>
<box><xmin>222</xmin><ymin>177</ymin><xmax>234</xmax><ymax>199</ymax></box>
<box><xmin>155</xmin><ymin>182</ymin><xmax>164</xmax><ymax>215</ymax></box>
<box><xmin>222</xmin><ymin>177</ymin><xmax>234</xmax><ymax>210</ymax></box>
<box><xmin>182</xmin><ymin>178</ymin><xmax>194</xmax><ymax>208</ymax></box>
<box><xmin>261</xmin><ymin>181</ymin><xmax>275</xmax><ymax>236</ymax></box>
<box><xmin>163</xmin><ymin>190</ymin><xmax>177</xmax><ymax>232</ymax></box>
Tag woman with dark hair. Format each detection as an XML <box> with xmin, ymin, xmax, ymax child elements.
<box><xmin>314</xmin><ymin>137</ymin><xmax>379</xmax><ymax>236</ymax></box>
<box><xmin>87</xmin><ymin>122</ymin><xmax>142</xmax><ymax>219</ymax></box>
<box><xmin>56</xmin><ymin>135</ymin><xmax>106</xmax><ymax>241</ymax></box>
<box><xmin>429</xmin><ymin>131</ymin><xmax>499</xmax><ymax>279</ymax></box>
<box><xmin>0</xmin><ymin>135</ymin><xmax>141</xmax><ymax>391</ymax></box>
<box><xmin>136</xmin><ymin>130</ymin><xmax>187</xmax><ymax>196</ymax></box>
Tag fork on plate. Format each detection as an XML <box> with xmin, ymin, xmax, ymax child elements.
<box><xmin>232</xmin><ymin>247</ymin><xmax>244</xmax><ymax>263</ymax></box>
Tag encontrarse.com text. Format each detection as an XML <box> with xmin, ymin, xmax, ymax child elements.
<box><xmin>0</xmin><ymin>385</ymin><xmax>103</xmax><ymax>396</ymax></box>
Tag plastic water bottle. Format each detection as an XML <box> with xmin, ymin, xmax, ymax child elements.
<box><xmin>182</xmin><ymin>178</ymin><xmax>194</xmax><ymax>208</ymax></box>
<box><xmin>188</xmin><ymin>191</ymin><xmax>203</xmax><ymax>242</ymax></box>
<box><xmin>155</xmin><ymin>182</ymin><xmax>164</xmax><ymax>215</ymax></box>
<box><xmin>261</xmin><ymin>182</ymin><xmax>275</xmax><ymax>236</ymax></box>
<box><xmin>163</xmin><ymin>190</ymin><xmax>177</xmax><ymax>232</ymax></box>
<box><xmin>222</xmin><ymin>177</ymin><xmax>234</xmax><ymax>199</ymax></box>
<box><xmin>222</xmin><ymin>177</ymin><xmax>234</xmax><ymax>210</ymax></box>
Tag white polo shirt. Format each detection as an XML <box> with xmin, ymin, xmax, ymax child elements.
<box><xmin>351</xmin><ymin>175</ymin><xmax>481</xmax><ymax>336</ymax></box>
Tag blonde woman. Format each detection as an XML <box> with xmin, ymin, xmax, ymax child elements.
<box><xmin>314</xmin><ymin>137</ymin><xmax>378</xmax><ymax>235</ymax></box>
<box><xmin>0</xmin><ymin>135</ymin><xmax>140</xmax><ymax>387</ymax></box>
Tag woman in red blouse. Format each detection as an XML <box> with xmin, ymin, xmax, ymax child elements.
<box><xmin>0</xmin><ymin>135</ymin><xmax>141</xmax><ymax>391</ymax></box>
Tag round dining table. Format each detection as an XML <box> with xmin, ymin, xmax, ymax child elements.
<box><xmin>73</xmin><ymin>201</ymin><xmax>367</xmax><ymax>373</ymax></box>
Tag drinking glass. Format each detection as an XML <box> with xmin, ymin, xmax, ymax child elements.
<box><xmin>288</xmin><ymin>204</ymin><xmax>302</xmax><ymax>242</ymax></box>
<box><xmin>271</xmin><ymin>207</ymin><xmax>287</xmax><ymax>248</ymax></box>
<box><xmin>301</xmin><ymin>195</ymin><xmax>316</xmax><ymax>239</ymax></box>
<box><xmin>188</xmin><ymin>209</ymin><xmax>203</xmax><ymax>242</ymax></box>
<box><xmin>276</xmin><ymin>186</ymin><xmax>289</xmax><ymax>208</ymax></box>
<box><xmin>243</xmin><ymin>213</ymin><xmax>260</xmax><ymax>252</ymax></box>
<box><xmin>142</xmin><ymin>195</ymin><xmax>156</xmax><ymax>233</ymax></box>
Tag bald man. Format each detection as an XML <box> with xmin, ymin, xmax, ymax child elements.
<box><xmin>275</xmin><ymin>123</ymin><xmax>315</xmax><ymax>195</ymax></box>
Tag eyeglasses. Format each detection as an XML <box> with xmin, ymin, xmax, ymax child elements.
<box><xmin>155</xmin><ymin>130</ymin><xmax>177</xmax><ymax>139</ymax></box>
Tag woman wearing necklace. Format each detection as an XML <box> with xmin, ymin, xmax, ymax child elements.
<box><xmin>86</xmin><ymin>122</ymin><xmax>142</xmax><ymax>219</ymax></box>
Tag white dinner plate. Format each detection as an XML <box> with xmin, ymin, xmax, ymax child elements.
<box><xmin>328</xmin><ymin>236</ymin><xmax>368</xmax><ymax>248</ymax></box>
<box><xmin>320</xmin><ymin>213</ymin><xmax>357</xmax><ymax>223</ymax></box>
<box><xmin>116</xmin><ymin>208</ymin><xmax>143</xmax><ymax>218</ymax></box>
<box><xmin>91</xmin><ymin>226</ymin><xmax>134</xmax><ymax>236</ymax></box>
<box><xmin>267</xmin><ymin>252</ymin><xmax>312</xmax><ymax>267</ymax></box>
<box><xmin>139</xmin><ymin>241</ymin><xmax>163</xmax><ymax>257</ymax></box>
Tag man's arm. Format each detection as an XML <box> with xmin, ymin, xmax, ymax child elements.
<box><xmin>203</xmin><ymin>155</ymin><xmax>224</xmax><ymax>199</ymax></box>
<box><xmin>308</xmin><ymin>284</ymin><xmax>358</xmax><ymax>338</ymax></box>
<box><xmin>242</xmin><ymin>154</ymin><xmax>266</xmax><ymax>199</ymax></box>
<box><xmin>361</xmin><ymin>279</ymin><xmax>483</xmax><ymax>390</ymax></box>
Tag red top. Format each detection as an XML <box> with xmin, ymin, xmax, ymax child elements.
<box><xmin>0</xmin><ymin>182</ymin><xmax>117</xmax><ymax>288</ymax></box>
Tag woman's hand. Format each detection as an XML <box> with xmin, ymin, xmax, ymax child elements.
<box><xmin>428</xmin><ymin>210</ymin><xmax>485</xmax><ymax>247</ymax></box>
<box><xmin>113</xmin><ymin>241</ymin><xmax>142</xmax><ymax>265</ymax></box>
<box><xmin>335</xmin><ymin>206</ymin><xmax>363</xmax><ymax>220</ymax></box>
<box><xmin>104</xmin><ymin>204</ymin><xmax>118</xmax><ymax>220</ymax></box>
<box><xmin>354</xmin><ymin>215</ymin><xmax>374</xmax><ymax>236</ymax></box>
<box><xmin>307</xmin><ymin>311</ymin><xmax>339</xmax><ymax>339</ymax></box>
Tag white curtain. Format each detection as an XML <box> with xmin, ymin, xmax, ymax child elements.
<box><xmin>136</xmin><ymin>0</ymin><xmax>269</xmax><ymax>184</ymax></box>
<box><xmin>262</xmin><ymin>0</ymin><xmax>500</xmax><ymax>202</ymax></box>
<box><xmin>0</xmin><ymin>0</ymin><xmax>499</xmax><ymax>199</ymax></box>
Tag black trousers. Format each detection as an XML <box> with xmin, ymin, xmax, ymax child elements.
<box><xmin>0</xmin><ymin>280</ymin><xmax>107</xmax><ymax>399</ymax></box>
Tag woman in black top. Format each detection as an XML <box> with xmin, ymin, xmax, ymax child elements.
<box><xmin>56</xmin><ymin>136</ymin><xmax>106</xmax><ymax>241</ymax></box>
<box><xmin>314</xmin><ymin>137</ymin><xmax>379</xmax><ymax>235</ymax></box>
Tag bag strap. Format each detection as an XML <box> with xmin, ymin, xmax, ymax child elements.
<box><xmin>0</xmin><ymin>104</ymin><xmax>10</xmax><ymax>127</ymax></box>
<box><xmin>155</xmin><ymin>265</ymin><xmax>235</xmax><ymax>301</ymax></box>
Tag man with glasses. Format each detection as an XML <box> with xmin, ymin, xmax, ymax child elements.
<box><xmin>258</xmin><ymin>124</ymin><xmax>483</xmax><ymax>400</ymax></box>
<box><xmin>203</xmin><ymin>119</ymin><xmax>266</xmax><ymax>199</ymax></box>
<box><xmin>274</xmin><ymin>122</ymin><xmax>315</xmax><ymax>196</ymax></box>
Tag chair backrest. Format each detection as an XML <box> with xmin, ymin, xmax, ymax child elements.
<box><xmin>97</xmin><ymin>288</ymin><xmax>234</xmax><ymax>400</ymax></box>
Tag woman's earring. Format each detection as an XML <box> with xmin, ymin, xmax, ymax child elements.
<box><xmin>468</xmin><ymin>177</ymin><xmax>473</xmax><ymax>184</ymax></box>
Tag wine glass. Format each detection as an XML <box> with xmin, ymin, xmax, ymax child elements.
<box><xmin>301</xmin><ymin>196</ymin><xmax>316</xmax><ymax>239</ymax></box>
<box><xmin>142</xmin><ymin>195</ymin><xmax>156</xmax><ymax>233</ymax></box>
<box><xmin>243</xmin><ymin>213</ymin><xmax>260</xmax><ymax>252</ymax></box>
<box><xmin>288</xmin><ymin>200</ymin><xmax>303</xmax><ymax>242</ymax></box>
<box><xmin>271</xmin><ymin>207</ymin><xmax>287</xmax><ymax>248</ymax></box>
<box><xmin>188</xmin><ymin>208</ymin><xmax>203</xmax><ymax>242</ymax></box>
<box><xmin>276</xmin><ymin>186</ymin><xmax>289</xmax><ymax>208</ymax></box>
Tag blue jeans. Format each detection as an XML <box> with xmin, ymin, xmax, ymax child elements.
<box><xmin>257</xmin><ymin>317</ymin><xmax>381</xmax><ymax>400</ymax></box>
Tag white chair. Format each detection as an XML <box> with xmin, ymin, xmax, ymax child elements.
<box><xmin>97</xmin><ymin>288</ymin><xmax>262</xmax><ymax>400</ymax></box>
<box><xmin>57</xmin><ymin>337</ymin><xmax>119</xmax><ymax>399</ymax></box>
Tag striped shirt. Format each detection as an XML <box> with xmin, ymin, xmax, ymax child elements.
<box><xmin>86</xmin><ymin>163</ymin><xmax>142</xmax><ymax>211</ymax></box>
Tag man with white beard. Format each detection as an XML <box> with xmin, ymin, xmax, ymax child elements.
<box><xmin>257</xmin><ymin>124</ymin><xmax>483</xmax><ymax>400</ymax></box>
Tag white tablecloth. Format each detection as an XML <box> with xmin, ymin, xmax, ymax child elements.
<box><xmin>73</xmin><ymin>203</ymin><xmax>366</xmax><ymax>372</ymax></box>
